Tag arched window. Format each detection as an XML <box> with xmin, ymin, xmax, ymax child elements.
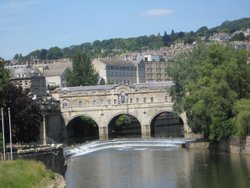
<box><xmin>120</xmin><ymin>92</ymin><xmax>126</xmax><ymax>104</ymax></box>
<box><xmin>151</xmin><ymin>97</ymin><xmax>154</xmax><ymax>103</ymax></box>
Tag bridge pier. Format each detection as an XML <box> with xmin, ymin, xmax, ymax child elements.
<box><xmin>141</xmin><ymin>124</ymin><xmax>151</xmax><ymax>138</ymax></box>
<box><xmin>99</xmin><ymin>127</ymin><xmax>108</xmax><ymax>140</ymax></box>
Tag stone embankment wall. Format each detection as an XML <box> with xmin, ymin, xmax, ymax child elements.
<box><xmin>184</xmin><ymin>136</ymin><xmax>250</xmax><ymax>154</ymax></box>
<box><xmin>1</xmin><ymin>144</ymin><xmax>66</xmax><ymax>175</ymax></box>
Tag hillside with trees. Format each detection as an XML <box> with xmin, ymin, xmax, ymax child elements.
<box><xmin>12</xmin><ymin>17</ymin><xmax>250</xmax><ymax>63</ymax></box>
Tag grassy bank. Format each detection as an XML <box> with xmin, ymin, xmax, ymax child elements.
<box><xmin>0</xmin><ymin>160</ymin><xmax>55</xmax><ymax>188</ymax></box>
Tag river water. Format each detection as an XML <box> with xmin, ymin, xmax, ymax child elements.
<box><xmin>65</xmin><ymin>139</ymin><xmax>250</xmax><ymax>188</ymax></box>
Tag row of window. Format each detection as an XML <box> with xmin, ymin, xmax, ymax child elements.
<box><xmin>107</xmin><ymin>79</ymin><xmax>136</xmax><ymax>84</ymax></box>
<box><xmin>107</xmin><ymin>71</ymin><xmax>136</xmax><ymax>77</ymax></box>
<box><xmin>62</xmin><ymin>96</ymin><xmax>171</xmax><ymax>108</ymax></box>
<box><xmin>107</xmin><ymin>66</ymin><xmax>136</xmax><ymax>70</ymax></box>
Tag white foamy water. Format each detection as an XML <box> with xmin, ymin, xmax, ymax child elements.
<box><xmin>64</xmin><ymin>138</ymin><xmax>196</xmax><ymax>157</ymax></box>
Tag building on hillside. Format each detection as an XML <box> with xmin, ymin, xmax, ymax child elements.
<box><xmin>92</xmin><ymin>58</ymin><xmax>145</xmax><ymax>84</ymax></box>
<box><xmin>34</xmin><ymin>61</ymin><xmax>72</xmax><ymax>88</ymax></box>
<box><xmin>145</xmin><ymin>60</ymin><xmax>171</xmax><ymax>82</ymax></box>
<box><xmin>7</xmin><ymin>65</ymin><xmax>46</xmax><ymax>99</ymax></box>
<box><xmin>135</xmin><ymin>54</ymin><xmax>171</xmax><ymax>82</ymax></box>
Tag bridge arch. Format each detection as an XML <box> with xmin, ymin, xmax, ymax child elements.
<box><xmin>107</xmin><ymin>112</ymin><xmax>141</xmax><ymax>138</ymax></box>
<box><xmin>65</xmin><ymin>114</ymin><xmax>99</xmax><ymax>144</ymax></box>
<box><xmin>150</xmin><ymin>111</ymin><xmax>184</xmax><ymax>138</ymax></box>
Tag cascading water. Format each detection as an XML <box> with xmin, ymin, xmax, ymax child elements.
<box><xmin>64</xmin><ymin>138</ymin><xmax>196</xmax><ymax>157</ymax></box>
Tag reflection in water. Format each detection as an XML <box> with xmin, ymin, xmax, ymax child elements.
<box><xmin>65</xmin><ymin>148</ymin><xmax>250</xmax><ymax>188</ymax></box>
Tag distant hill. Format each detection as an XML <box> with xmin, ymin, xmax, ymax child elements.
<box><xmin>13</xmin><ymin>17</ymin><xmax>250</xmax><ymax>63</ymax></box>
<box><xmin>211</xmin><ymin>17</ymin><xmax>250</xmax><ymax>33</ymax></box>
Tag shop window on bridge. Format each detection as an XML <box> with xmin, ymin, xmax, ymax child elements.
<box><xmin>130</xmin><ymin>98</ymin><xmax>133</xmax><ymax>103</ymax></box>
<box><xmin>114</xmin><ymin>99</ymin><xmax>117</xmax><ymax>104</ymax></box>
<box><xmin>151</xmin><ymin>97</ymin><xmax>154</xmax><ymax>103</ymax></box>
<box><xmin>136</xmin><ymin>98</ymin><xmax>139</xmax><ymax>103</ymax></box>
<box><xmin>143</xmin><ymin>97</ymin><xmax>146</xmax><ymax>103</ymax></box>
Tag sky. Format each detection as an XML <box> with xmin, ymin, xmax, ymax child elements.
<box><xmin>0</xmin><ymin>0</ymin><xmax>250</xmax><ymax>60</ymax></box>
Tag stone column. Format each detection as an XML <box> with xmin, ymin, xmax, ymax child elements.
<box><xmin>99</xmin><ymin>127</ymin><xmax>108</xmax><ymax>140</ymax></box>
<box><xmin>41</xmin><ymin>114</ymin><xmax>47</xmax><ymax>145</ymax></box>
<box><xmin>141</xmin><ymin>124</ymin><xmax>151</xmax><ymax>138</ymax></box>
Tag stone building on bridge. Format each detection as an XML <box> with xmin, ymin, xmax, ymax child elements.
<box><xmin>52</xmin><ymin>82</ymin><xmax>191</xmax><ymax>144</ymax></box>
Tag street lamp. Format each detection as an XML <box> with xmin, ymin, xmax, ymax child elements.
<box><xmin>1</xmin><ymin>108</ymin><xmax>6</xmax><ymax>160</ymax></box>
<box><xmin>8</xmin><ymin>108</ymin><xmax>13</xmax><ymax>160</ymax></box>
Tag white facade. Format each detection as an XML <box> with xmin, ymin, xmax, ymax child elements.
<box><xmin>92</xmin><ymin>58</ymin><xmax>145</xmax><ymax>84</ymax></box>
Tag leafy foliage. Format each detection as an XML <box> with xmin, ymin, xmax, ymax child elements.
<box><xmin>167</xmin><ymin>42</ymin><xmax>250</xmax><ymax>141</ymax></box>
<box><xmin>0</xmin><ymin>59</ymin><xmax>9</xmax><ymax>93</ymax></box>
<box><xmin>233</xmin><ymin>99</ymin><xmax>250</xmax><ymax>136</ymax></box>
<box><xmin>115</xmin><ymin>115</ymin><xmax>132</xmax><ymax>126</ymax></box>
<box><xmin>0</xmin><ymin>83</ymin><xmax>42</xmax><ymax>143</ymax></box>
<box><xmin>66</xmin><ymin>52</ymin><xmax>99</xmax><ymax>86</ymax></box>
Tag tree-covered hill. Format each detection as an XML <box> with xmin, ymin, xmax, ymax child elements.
<box><xmin>13</xmin><ymin>17</ymin><xmax>250</xmax><ymax>63</ymax></box>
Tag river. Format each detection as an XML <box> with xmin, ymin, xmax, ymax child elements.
<box><xmin>65</xmin><ymin>139</ymin><xmax>250</xmax><ymax>188</ymax></box>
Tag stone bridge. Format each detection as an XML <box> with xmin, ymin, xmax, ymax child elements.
<box><xmin>52</xmin><ymin>82</ymin><xmax>191</xmax><ymax>140</ymax></box>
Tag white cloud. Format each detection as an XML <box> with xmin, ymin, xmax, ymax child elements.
<box><xmin>0</xmin><ymin>0</ymin><xmax>43</xmax><ymax>13</ymax></box>
<box><xmin>142</xmin><ymin>9</ymin><xmax>174</xmax><ymax>16</ymax></box>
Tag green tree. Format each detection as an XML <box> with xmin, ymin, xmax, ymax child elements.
<box><xmin>46</xmin><ymin>47</ymin><xmax>63</xmax><ymax>59</ymax></box>
<box><xmin>163</xmin><ymin>31</ymin><xmax>171</xmax><ymax>46</ymax></box>
<box><xmin>167</xmin><ymin>42</ymin><xmax>250</xmax><ymax>141</ymax></box>
<box><xmin>66</xmin><ymin>52</ymin><xmax>99</xmax><ymax>86</ymax></box>
<box><xmin>231</xmin><ymin>32</ymin><xmax>246</xmax><ymax>41</ymax></box>
<box><xmin>233</xmin><ymin>99</ymin><xmax>250</xmax><ymax>136</ymax></box>
<box><xmin>0</xmin><ymin>59</ymin><xmax>9</xmax><ymax>105</ymax></box>
<box><xmin>0</xmin><ymin>83</ymin><xmax>42</xmax><ymax>143</ymax></box>
<box><xmin>115</xmin><ymin>115</ymin><xmax>132</xmax><ymax>126</ymax></box>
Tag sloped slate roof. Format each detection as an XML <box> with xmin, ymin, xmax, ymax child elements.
<box><xmin>9</xmin><ymin>66</ymin><xmax>43</xmax><ymax>79</ymax></box>
<box><xmin>43</xmin><ymin>62</ymin><xmax>72</xmax><ymax>77</ymax></box>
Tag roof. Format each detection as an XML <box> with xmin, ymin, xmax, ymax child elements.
<box><xmin>54</xmin><ymin>81</ymin><xmax>174</xmax><ymax>94</ymax></box>
<box><xmin>8</xmin><ymin>65</ymin><xmax>43</xmax><ymax>79</ymax></box>
<box><xmin>42</xmin><ymin>62</ymin><xmax>72</xmax><ymax>77</ymax></box>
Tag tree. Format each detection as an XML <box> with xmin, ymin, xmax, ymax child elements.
<box><xmin>231</xmin><ymin>32</ymin><xmax>246</xmax><ymax>41</ymax></box>
<box><xmin>38</xmin><ymin>49</ymin><xmax>48</xmax><ymax>60</ymax></box>
<box><xmin>115</xmin><ymin>115</ymin><xmax>132</xmax><ymax>126</ymax></box>
<box><xmin>233</xmin><ymin>99</ymin><xmax>250</xmax><ymax>136</ymax></box>
<box><xmin>167</xmin><ymin>42</ymin><xmax>250</xmax><ymax>141</ymax></box>
<box><xmin>66</xmin><ymin>52</ymin><xmax>99</xmax><ymax>86</ymax></box>
<box><xmin>46</xmin><ymin>47</ymin><xmax>63</xmax><ymax>59</ymax></box>
<box><xmin>163</xmin><ymin>31</ymin><xmax>171</xmax><ymax>46</ymax></box>
<box><xmin>0</xmin><ymin>83</ymin><xmax>42</xmax><ymax>143</ymax></box>
<box><xmin>0</xmin><ymin>59</ymin><xmax>9</xmax><ymax>106</ymax></box>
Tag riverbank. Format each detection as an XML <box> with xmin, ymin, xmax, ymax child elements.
<box><xmin>0</xmin><ymin>160</ymin><xmax>56</xmax><ymax>188</ymax></box>
<box><xmin>183</xmin><ymin>136</ymin><xmax>250</xmax><ymax>154</ymax></box>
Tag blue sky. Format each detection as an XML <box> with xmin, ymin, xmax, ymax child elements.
<box><xmin>0</xmin><ymin>0</ymin><xmax>250</xmax><ymax>60</ymax></box>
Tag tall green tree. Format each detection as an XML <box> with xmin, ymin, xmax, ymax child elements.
<box><xmin>0</xmin><ymin>83</ymin><xmax>42</xmax><ymax>143</ymax></box>
<box><xmin>66</xmin><ymin>52</ymin><xmax>99</xmax><ymax>86</ymax></box>
<box><xmin>167</xmin><ymin>42</ymin><xmax>250</xmax><ymax>141</ymax></box>
<box><xmin>163</xmin><ymin>31</ymin><xmax>171</xmax><ymax>46</ymax></box>
<box><xmin>0</xmin><ymin>59</ymin><xmax>9</xmax><ymax>105</ymax></box>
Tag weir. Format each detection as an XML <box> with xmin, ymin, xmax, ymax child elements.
<box><xmin>64</xmin><ymin>138</ymin><xmax>196</xmax><ymax>157</ymax></box>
